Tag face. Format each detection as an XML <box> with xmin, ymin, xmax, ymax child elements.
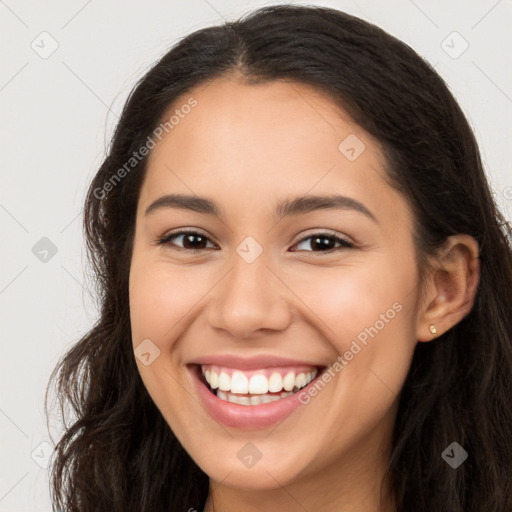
<box><xmin>129</xmin><ymin>77</ymin><xmax>422</xmax><ymax>493</ymax></box>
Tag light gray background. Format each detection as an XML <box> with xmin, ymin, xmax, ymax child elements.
<box><xmin>1</xmin><ymin>1</ymin><xmax>511</xmax><ymax>510</ymax></box>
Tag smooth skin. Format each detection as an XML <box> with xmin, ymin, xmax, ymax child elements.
<box><xmin>129</xmin><ymin>76</ymin><xmax>479</xmax><ymax>512</ymax></box>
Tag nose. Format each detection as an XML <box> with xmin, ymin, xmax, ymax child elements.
<box><xmin>207</xmin><ymin>252</ymin><xmax>292</xmax><ymax>339</ymax></box>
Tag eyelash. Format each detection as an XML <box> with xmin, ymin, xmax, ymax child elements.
<box><xmin>156</xmin><ymin>229</ymin><xmax>355</xmax><ymax>254</ymax></box>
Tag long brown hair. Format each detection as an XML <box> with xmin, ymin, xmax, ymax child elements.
<box><xmin>46</xmin><ymin>5</ymin><xmax>512</xmax><ymax>511</ymax></box>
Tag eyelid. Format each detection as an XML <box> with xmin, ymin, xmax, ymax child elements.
<box><xmin>290</xmin><ymin>228</ymin><xmax>354</xmax><ymax>248</ymax></box>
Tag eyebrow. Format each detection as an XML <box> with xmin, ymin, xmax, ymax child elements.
<box><xmin>145</xmin><ymin>193</ymin><xmax>377</xmax><ymax>223</ymax></box>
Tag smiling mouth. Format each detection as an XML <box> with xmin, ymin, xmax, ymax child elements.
<box><xmin>195</xmin><ymin>364</ymin><xmax>324</xmax><ymax>406</ymax></box>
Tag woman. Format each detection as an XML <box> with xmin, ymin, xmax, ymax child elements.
<box><xmin>45</xmin><ymin>5</ymin><xmax>512</xmax><ymax>511</ymax></box>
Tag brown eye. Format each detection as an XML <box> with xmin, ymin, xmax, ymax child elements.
<box><xmin>291</xmin><ymin>233</ymin><xmax>354</xmax><ymax>253</ymax></box>
<box><xmin>158</xmin><ymin>231</ymin><xmax>217</xmax><ymax>252</ymax></box>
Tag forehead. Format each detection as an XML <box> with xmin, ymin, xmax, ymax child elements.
<box><xmin>139</xmin><ymin>77</ymin><xmax>410</xmax><ymax>228</ymax></box>
<box><xmin>152</xmin><ymin>77</ymin><xmax>362</xmax><ymax>165</ymax></box>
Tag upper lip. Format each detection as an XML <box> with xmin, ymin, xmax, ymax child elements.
<box><xmin>190</xmin><ymin>354</ymin><xmax>325</xmax><ymax>370</ymax></box>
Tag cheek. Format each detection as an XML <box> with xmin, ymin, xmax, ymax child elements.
<box><xmin>282</xmin><ymin>254</ymin><xmax>418</xmax><ymax>397</ymax></box>
<box><xmin>128</xmin><ymin>257</ymin><xmax>208</xmax><ymax>431</ymax></box>
<box><xmin>129</xmin><ymin>257</ymin><xmax>211</xmax><ymax>345</ymax></box>
<box><xmin>283</xmin><ymin>255</ymin><xmax>416</xmax><ymax>342</ymax></box>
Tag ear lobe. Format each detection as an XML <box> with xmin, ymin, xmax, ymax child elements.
<box><xmin>416</xmin><ymin>234</ymin><xmax>480</xmax><ymax>342</ymax></box>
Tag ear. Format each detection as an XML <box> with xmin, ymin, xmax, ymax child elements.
<box><xmin>416</xmin><ymin>234</ymin><xmax>480</xmax><ymax>342</ymax></box>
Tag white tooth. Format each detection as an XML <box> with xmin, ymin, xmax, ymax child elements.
<box><xmin>249</xmin><ymin>374</ymin><xmax>269</xmax><ymax>394</ymax></box>
<box><xmin>205</xmin><ymin>370</ymin><xmax>211</xmax><ymax>384</ymax></box>
<box><xmin>295</xmin><ymin>373</ymin><xmax>306</xmax><ymax>389</ymax></box>
<box><xmin>218</xmin><ymin>371</ymin><xmax>231</xmax><ymax>391</ymax></box>
<box><xmin>280</xmin><ymin>391</ymin><xmax>293</xmax><ymax>398</ymax></box>
<box><xmin>260</xmin><ymin>394</ymin><xmax>273</xmax><ymax>404</ymax></box>
<box><xmin>210</xmin><ymin>370</ymin><xmax>219</xmax><ymax>389</ymax></box>
<box><xmin>283</xmin><ymin>372</ymin><xmax>295</xmax><ymax>391</ymax></box>
<box><xmin>250</xmin><ymin>395</ymin><xmax>262</xmax><ymax>405</ymax></box>
<box><xmin>217</xmin><ymin>390</ymin><xmax>228</xmax><ymax>400</ymax></box>
<box><xmin>236</xmin><ymin>395</ymin><xmax>251</xmax><ymax>406</ymax></box>
<box><xmin>268</xmin><ymin>372</ymin><xmax>283</xmax><ymax>392</ymax></box>
<box><xmin>231</xmin><ymin>371</ymin><xmax>249</xmax><ymax>394</ymax></box>
<box><xmin>201</xmin><ymin>366</ymin><xmax>207</xmax><ymax>376</ymax></box>
<box><xmin>227</xmin><ymin>393</ymin><xmax>237</xmax><ymax>403</ymax></box>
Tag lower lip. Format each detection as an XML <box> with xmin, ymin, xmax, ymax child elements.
<box><xmin>190</xmin><ymin>365</ymin><xmax>321</xmax><ymax>429</ymax></box>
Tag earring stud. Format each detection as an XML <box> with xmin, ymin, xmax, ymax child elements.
<box><xmin>429</xmin><ymin>324</ymin><xmax>437</xmax><ymax>335</ymax></box>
